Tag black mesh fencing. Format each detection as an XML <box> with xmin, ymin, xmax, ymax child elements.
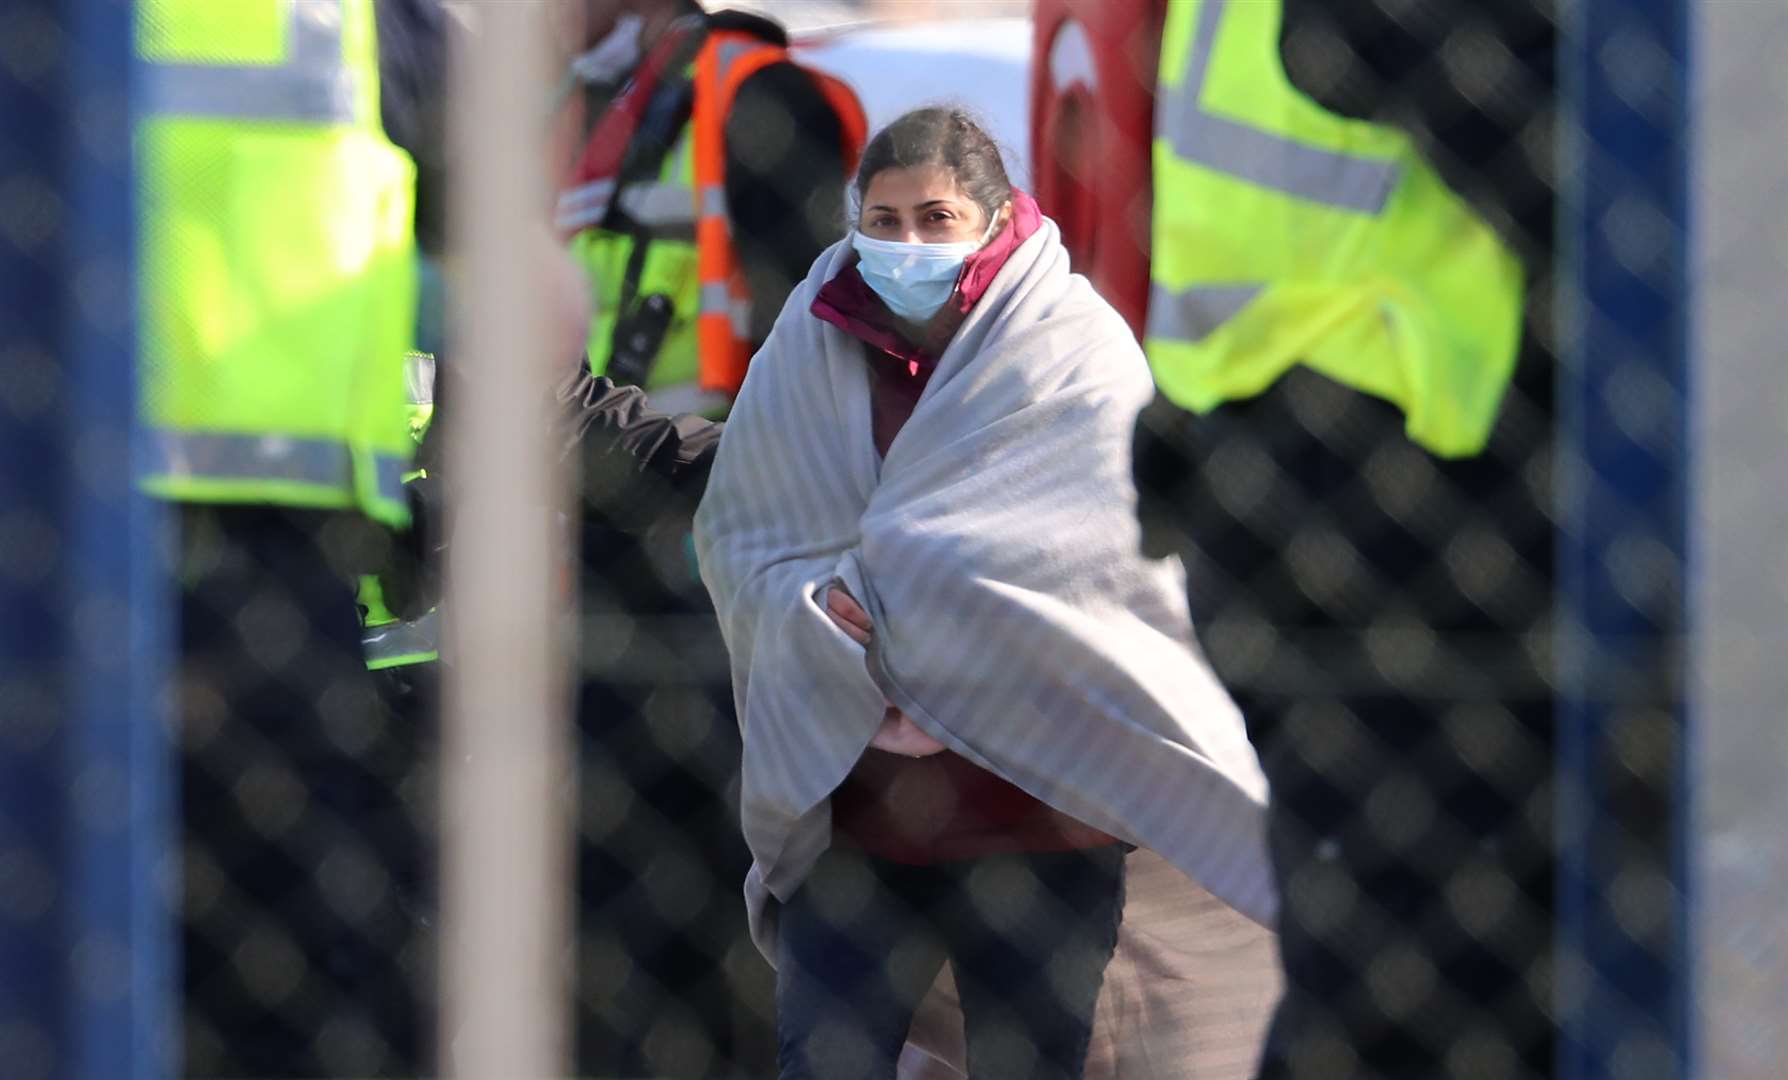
<box><xmin>183</xmin><ymin>1</ymin><xmax>1564</xmax><ymax>1075</ymax></box>
<box><xmin>3</xmin><ymin>1</ymin><xmax>1719</xmax><ymax>1078</ymax></box>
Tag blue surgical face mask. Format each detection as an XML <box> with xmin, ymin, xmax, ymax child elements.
<box><xmin>850</xmin><ymin>215</ymin><xmax>1000</xmax><ymax>324</ymax></box>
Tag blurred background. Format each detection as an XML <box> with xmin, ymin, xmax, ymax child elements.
<box><xmin>2</xmin><ymin>0</ymin><xmax>1782</xmax><ymax>1077</ymax></box>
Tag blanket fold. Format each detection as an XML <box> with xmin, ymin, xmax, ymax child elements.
<box><xmin>695</xmin><ymin>219</ymin><xmax>1278</xmax><ymax>956</ymax></box>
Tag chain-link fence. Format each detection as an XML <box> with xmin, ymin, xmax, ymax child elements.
<box><xmin>4</xmin><ymin>0</ymin><xmax>1766</xmax><ymax>1077</ymax></box>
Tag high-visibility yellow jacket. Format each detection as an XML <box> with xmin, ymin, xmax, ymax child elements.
<box><xmin>137</xmin><ymin>0</ymin><xmax>418</xmax><ymax>525</ymax></box>
<box><xmin>1146</xmin><ymin>0</ymin><xmax>1523</xmax><ymax>458</ymax></box>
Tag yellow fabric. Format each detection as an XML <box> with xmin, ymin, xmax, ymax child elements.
<box><xmin>139</xmin><ymin>0</ymin><xmax>285</xmax><ymax>65</ymax></box>
<box><xmin>359</xmin><ymin>573</ymin><xmax>399</xmax><ymax>630</ymax></box>
<box><xmin>1146</xmin><ymin>0</ymin><xmax>1523</xmax><ymax>458</ymax></box>
<box><xmin>137</xmin><ymin>0</ymin><xmax>418</xmax><ymax>525</ymax></box>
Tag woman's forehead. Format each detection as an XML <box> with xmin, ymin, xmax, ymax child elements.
<box><xmin>862</xmin><ymin>164</ymin><xmax>972</xmax><ymax>207</ymax></box>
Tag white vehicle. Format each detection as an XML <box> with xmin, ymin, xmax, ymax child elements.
<box><xmin>792</xmin><ymin>17</ymin><xmax>1035</xmax><ymax>186</ymax></box>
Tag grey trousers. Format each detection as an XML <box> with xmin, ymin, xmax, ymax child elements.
<box><xmin>898</xmin><ymin>849</ymin><xmax>1282</xmax><ymax>1080</ymax></box>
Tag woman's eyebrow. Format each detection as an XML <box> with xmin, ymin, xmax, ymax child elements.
<box><xmin>863</xmin><ymin>199</ymin><xmax>958</xmax><ymax>214</ymax></box>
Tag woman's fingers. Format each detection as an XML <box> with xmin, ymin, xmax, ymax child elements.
<box><xmin>893</xmin><ymin>715</ymin><xmax>946</xmax><ymax>757</ymax></box>
<box><xmin>824</xmin><ymin>586</ymin><xmax>874</xmax><ymax>645</ymax></box>
<box><xmin>826</xmin><ymin>586</ymin><xmax>873</xmax><ymax>629</ymax></box>
<box><xmin>820</xmin><ymin>594</ymin><xmax>942</xmax><ymax>755</ymax></box>
<box><xmin>826</xmin><ymin>612</ymin><xmax>871</xmax><ymax>646</ymax></box>
<box><xmin>869</xmin><ymin>711</ymin><xmax>948</xmax><ymax>758</ymax></box>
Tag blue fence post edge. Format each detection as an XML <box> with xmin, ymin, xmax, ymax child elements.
<box><xmin>0</xmin><ymin>0</ymin><xmax>176</xmax><ymax>1076</ymax></box>
<box><xmin>1556</xmin><ymin>0</ymin><xmax>1692</xmax><ymax>1078</ymax></box>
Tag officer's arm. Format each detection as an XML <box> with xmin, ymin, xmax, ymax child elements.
<box><xmin>558</xmin><ymin>367</ymin><xmax>723</xmax><ymax>506</ymax></box>
<box><xmin>1133</xmin><ymin>393</ymin><xmax>1201</xmax><ymax>562</ymax></box>
<box><xmin>380</xmin><ymin>363</ymin><xmax>723</xmax><ymax>618</ymax></box>
<box><xmin>375</xmin><ymin>0</ymin><xmax>453</xmax><ymax>257</ymax></box>
<box><xmin>722</xmin><ymin>61</ymin><xmax>850</xmax><ymax>350</ymax></box>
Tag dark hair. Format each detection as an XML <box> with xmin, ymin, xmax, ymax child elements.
<box><xmin>853</xmin><ymin>107</ymin><xmax>1013</xmax><ymax>225</ymax></box>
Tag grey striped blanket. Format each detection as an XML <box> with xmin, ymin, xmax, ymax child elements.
<box><xmin>694</xmin><ymin>219</ymin><xmax>1277</xmax><ymax>956</ymax></box>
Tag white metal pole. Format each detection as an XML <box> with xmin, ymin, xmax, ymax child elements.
<box><xmin>442</xmin><ymin>4</ymin><xmax>571</xmax><ymax>1077</ymax></box>
<box><xmin>1691</xmin><ymin>4</ymin><xmax>1788</xmax><ymax>1077</ymax></box>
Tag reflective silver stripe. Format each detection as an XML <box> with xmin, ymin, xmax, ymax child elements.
<box><xmin>616</xmin><ymin>182</ymin><xmax>696</xmax><ymax>226</ymax></box>
<box><xmin>556</xmin><ymin>178</ymin><xmax>617</xmax><ymax>230</ymax></box>
<box><xmin>373</xmin><ymin>453</ymin><xmax>408</xmax><ymax>506</ymax></box>
<box><xmin>714</xmin><ymin>40</ymin><xmax>759</xmax><ymax>81</ymax></box>
<box><xmin>699</xmin><ymin>283</ymin><xmax>752</xmax><ymax>336</ymax></box>
<box><xmin>142</xmin><ymin>1</ymin><xmax>357</xmax><ymax>124</ymax></box>
<box><xmin>700</xmin><ymin>282</ymin><xmax>732</xmax><ymax>315</ymax></box>
<box><xmin>148</xmin><ymin>428</ymin><xmax>351</xmax><ymax>487</ymax></box>
<box><xmin>645</xmin><ymin>382</ymin><xmax>733</xmax><ymax>416</ymax></box>
<box><xmin>1163</xmin><ymin>0</ymin><xmax>1399</xmax><ymax>213</ymax></box>
<box><xmin>561</xmin><ymin>178</ymin><xmax>617</xmax><ymax>210</ymax></box>
<box><xmin>699</xmin><ymin>183</ymin><xmax>727</xmax><ymax>221</ymax></box>
<box><xmin>362</xmin><ymin>610</ymin><xmax>440</xmax><ymax>667</ymax></box>
<box><xmin>146</xmin><ymin>429</ymin><xmax>409</xmax><ymax>507</ymax></box>
<box><xmin>1147</xmin><ymin>282</ymin><xmax>1263</xmax><ymax>343</ymax></box>
<box><xmin>557</xmin><ymin>178</ymin><xmax>694</xmax><ymax>229</ymax></box>
<box><xmin>404</xmin><ymin>352</ymin><xmax>435</xmax><ymax>407</ymax></box>
<box><xmin>556</xmin><ymin>203</ymin><xmax>605</xmax><ymax>232</ymax></box>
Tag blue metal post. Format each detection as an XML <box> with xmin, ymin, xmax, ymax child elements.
<box><xmin>0</xmin><ymin>1</ymin><xmax>173</xmax><ymax>1078</ymax></box>
<box><xmin>1557</xmin><ymin>0</ymin><xmax>1691</xmax><ymax>1076</ymax></box>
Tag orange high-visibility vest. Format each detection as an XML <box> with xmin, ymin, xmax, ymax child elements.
<box><xmin>692</xmin><ymin>31</ymin><xmax>867</xmax><ymax>395</ymax></box>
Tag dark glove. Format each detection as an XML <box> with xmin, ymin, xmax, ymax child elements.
<box><xmin>377</xmin><ymin>458</ymin><xmax>442</xmax><ymax>622</ymax></box>
<box><xmin>556</xmin><ymin>365</ymin><xmax>724</xmax><ymax>535</ymax></box>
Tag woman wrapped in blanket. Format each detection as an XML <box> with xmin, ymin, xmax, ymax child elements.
<box><xmin>694</xmin><ymin>108</ymin><xmax>1278</xmax><ymax>1080</ymax></box>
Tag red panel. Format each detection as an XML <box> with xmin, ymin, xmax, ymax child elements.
<box><xmin>1030</xmin><ymin>0</ymin><xmax>1166</xmax><ymax>339</ymax></box>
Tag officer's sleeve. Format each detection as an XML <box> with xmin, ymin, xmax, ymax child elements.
<box><xmin>557</xmin><ymin>366</ymin><xmax>724</xmax><ymax>519</ymax></box>
<box><xmin>375</xmin><ymin>351</ymin><xmax>452</xmax><ymax>622</ymax></box>
<box><xmin>381</xmin><ymin>363</ymin><xmax>727</xmax><ymax>617</ymax></box>
<box><xmin>1133</xmin><ymin>393</ymin><xmax>1202</xmax><ymax>562</ymax></box>
<box><xmin>722</xmin><ymin>61</ymin><xmax>850</xmax><ymax>349</ymax></box>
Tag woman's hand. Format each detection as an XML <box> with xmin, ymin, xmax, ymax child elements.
<box><xmin>824</xmin><ymin>586</ymin><xmax>947</xmax><ymax>758</ymax></box>
<box><xmin>824</xmin><ymin>584</ymin><xmax>874</xmax><ymax>646</ymax></box>
<box><xmin>870</xmin><ymin>707</ymin><xmax>948</xmax><ymax>758</ymax></box>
